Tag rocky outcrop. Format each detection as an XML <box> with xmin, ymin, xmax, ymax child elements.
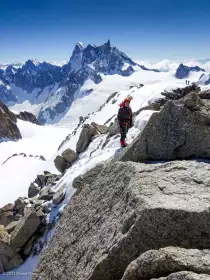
<box><xmin>28</xmin><ymin>183</ymin><xmax>41</xmax><ymax>198</ymax></box>
<box><xmin>198</xmin><ymin>89</ymin><xmax>210</xmax><ymax>99</ymax></box>
<box><xmin>62</xmin><ymin>149</ymin><xmax>78</xmax><ymax>163</ymax></box>
<box><xmin>0</xmin><ymin>203</ymin><xmax>14</xmax><ymax>227</ymax></box>
<box><xmin>16</xmin><ymin>111</ymin><xmax>40</xmax><ymax>125</ymax></box>
<box><xmin>57</xmin><ymin>116</ymin><xmax>88</xmax><ymax>151</ymax></box>
<box><xmin>121</xmin><ymin>247</ymin><xmax>210</xmax><ymax>280</ymax></box>
<box><xmin>14</xmin><ymin>197</ymin><xmax>27</xmax><ymax>214</ymax></box>
<box><xmin>38</xmin><ymin>186</ymin><xmax>54</xmax><ymax>201</ymax></box>
<box><xmin>10</xmin><ymin>211</ymin><xmax>41</xmax><ymax>252</ymax></box>
<box><xmin>0</xmin><ymin>225</ymin><xmax>23</xmax><ymax>273</ymax></box>
<box><xmin>118</xmin><ymin>92</ymin><xmax>210</xmax><ymax>162</ymax></box>
<box><xmin>154</xmin><ymin>272</ymin><xmax>210</xmax><ymax>280</ymax></box>
<box><xmin>76</xmin><ymin>124</ymin><xmax>99</xmax><ymax>153</ymax></box>
<box><xmin>0</xmin><ymin>170</ymin><xmax>61</xmax><ymax>273</ymax></box>
<box><xmin>28</xmin><ymin>172</ymin><xmax>60</xmax><ymax>198</ymax></box>
<box><xmin>54</xmin><ymin>155</ymin><xmax>70</xmax><ymax>173</ymax></box>
<box><xmin>161</xmin><ymin>84</ymin><xmax>200</xmax><ymax>101</ymax></box>
<box><xmin>107</xmin><ymin>119</ymin><xmax>119</xmax><ymax>137</ymax></box>
<box><xmin>54</xmin><ymin>148</ymin><xmax>78</xmax><ymax>173</ymax></box>
<box><xmin>0</xmin><ymin>100</ymin><xmax>42</xmax><ymax>142</ymax></box>
<box><xmin>0</xmin><ymin>101</ymin><xmax>21</xmax><ymax>141</ymax></box>
<box><xmin>33</xmin><ymin>159</ymin><xmax>210</xmax><ymax>280</ymax></box>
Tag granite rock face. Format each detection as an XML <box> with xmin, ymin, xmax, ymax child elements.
<box><xmin>10</xmin><ymin>211</ymin><xmax>41</xmax><ymax>252</ymax></box>
<box><xmin>121</xmin><ymin>247</ymin><xmax>210</xmax><ymax>280</ymax></box>
<box><xmin>119</xmin><ymin>92</ymin><xmax>210</xmax><ymax>162</ymax></box>
<box><xmin>76</xmin><ymin>124</ymin><xmax>98</xmax><ymax>153</ymax></box>
<box><xmin>0</xmin><ymin>225</ymin><xmax>23</xmax><ymax>273</ymax></box>
<box><xmin>33</xmin><ymin>160</ymin><xmax>210</xmax><ymax>280</ymax></box>
<box><xmin>0</xmin><ymin>101</ymin><xmax>21</xmax><ymax>141</ymax></box>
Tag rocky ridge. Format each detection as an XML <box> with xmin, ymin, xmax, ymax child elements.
<box><xmin>0</xmin><ymin>171</ymin><xmax>63</xmax><ymax>273</ymax></box>
<box><xmin>0</xmin><ymin>100</ymin><xmax>22</xmax><ymax>141</ymax></box>
<box><xmin>31</xmin><ymin>87</ymin><xmax>210</xmax><ymax>280</ymax></box>
<box><xmin>0</xmin><ymin>100</ymin><xmax>39</xmax><ymax>142</ymax></box>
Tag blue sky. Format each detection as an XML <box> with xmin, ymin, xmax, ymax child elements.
<box><xmin>1</xmin><ymin>0</ymin><xmax>210</xmax><ymax>63</ymax></box>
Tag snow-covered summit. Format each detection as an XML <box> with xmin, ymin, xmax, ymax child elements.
<box><xmin>1</xmin><ymin>41</ymin><xmax>150</xmax><ymax>124</ymax></box>
<box><xmin>66</xmin><ymin>39</ymin><xmax>138</xmax><ymax>76</ymax></box>
<box><xmin>76</xmin><ymin>42</ymin><xmax>85</xmax><ymax>50</ymax></box>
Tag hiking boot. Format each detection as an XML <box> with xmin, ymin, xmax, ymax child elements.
<box><xmin>120</xmin><ymin>139</ymin><xmax>127</xmax><ymax>148</ymax></box>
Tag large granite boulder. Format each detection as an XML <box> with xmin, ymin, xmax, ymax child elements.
<box><xmin>0</xmin><ymin>101</ymin><xmax>21</xmax><ymax>141</ymax></box>
<box><xmin>62</xmin><ymin>149</ymin><xmax>78</xmax><ymax>164</ymax></box>
<box><xmin>119</xmin><ymin>92</ymin><xmax>210</xmax><ymax>162</ymax></box>
<box><xmin>33</xmin><ymin>172</ymin><xmax>59</xmax><ymax>189</ymax></box>
<box><xmin>34</xmin><ymin>174</ymin><xmax>47</xmax><ymax>189</ymax></box>
<box><xmin>76</xmin><ymin>124</ymin><xmax>98</xmax><ymax>153</ymax></box>
<box><xmin>108</xmin><ymin>120</ymin><xmax>120</xmax><ymax>137</ymax></box>
<box><xmin>153</xmin><ymin>272</ymin><xmax>210</xmax><ymax>280</ymax></box>
<box><xmin>121</xmin><ymin>247</ymin><xmax>210</xmax><ymax>280</ymax></box>
<box><xmin>14</xmin><ymin>197</ymin><xmax>27</xmax><ymax>214</ymax></box>
<box><xmin>38</xmin><ymin>186</ymin><xmax>54</xmax><ymax>201</ymax></box>
<box><xmin>54</xmin><ymin>155</ymin><xmax>66</xmax><ymax>173</ymax></box>
<box><xmin>152</xmin><ymin>271</ymin><xmax>210</xmax><ymax>280</ymax></box>
<box><xmin>33</xmin><ymin>160</ymin><xmax>210</xmax><ymax>280</ymax></box>
<box><xmin>54</xmin><ymin>149</ymin><xmax>78</xmax><ymax>174</ymax></box>
<box><xmin>0</xmin><ymin>225</ymin><xmax>23</xmax><ymax>273</ymax></box>
<box><xmin>28</xmin><ymin>183</ymin><xmax>41</xmax><ymax>198</ymax></box>
<box><xmin>10</xmin><ymin>211</ymin><xmax>41</xmax><ymax>252</ymax></box>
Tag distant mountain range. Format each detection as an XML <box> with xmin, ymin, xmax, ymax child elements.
<box><xmin>175</xmin><ymin>63</ymin><xmax>205</xmax><ymax>79</ymax></box>
<box><xmin>0</xmin><ymin>40</ymin><xmax>161</xmax><ymax>124</ymax></box>
<box><xmin>0</xmin><ymin>41</ymin><xmax>209</xmax><ymax>124</ymax></box>
<box><xmin>0</xmin><ymin>62</ymin><xmax>23</xmax><ymax>70</ymax></box>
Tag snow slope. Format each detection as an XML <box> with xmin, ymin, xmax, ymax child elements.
<box><xmin>59</xmin><ymin>66</ymin><xmax>201</xmax><ymax>126</ymax></box>
<box><xmin>0</xmin><ymin>120</ymin><xmax>70</xmax><ymax>206</ymax></box>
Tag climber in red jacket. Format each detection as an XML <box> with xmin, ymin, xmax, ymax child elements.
<box><xmin>117</xmin><ymin>97</ymin><xmax>133</xmax><ymax>148</ymax></box>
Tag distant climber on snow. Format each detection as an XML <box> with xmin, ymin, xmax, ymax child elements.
<box><xmin>117</xmin><ymin>97</ymin><xmax>133</xmax><ymax>148</ymax></box>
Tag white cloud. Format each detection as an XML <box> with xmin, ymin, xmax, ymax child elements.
<box><xmin>136</xmin><ymin>58</ymin><xmax>210</xmax><ymax>73</ymax></box>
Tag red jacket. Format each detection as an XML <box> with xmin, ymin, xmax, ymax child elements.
<box><xmin>117</xmin><ymin>102</ymin><xmax>132</xmax><ymax>128</ymax></box>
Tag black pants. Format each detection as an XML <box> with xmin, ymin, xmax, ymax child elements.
<box><xmin>120</xmin><ymin>125</ymin><xmax>128</xmax><ymax>141</ymax></box>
